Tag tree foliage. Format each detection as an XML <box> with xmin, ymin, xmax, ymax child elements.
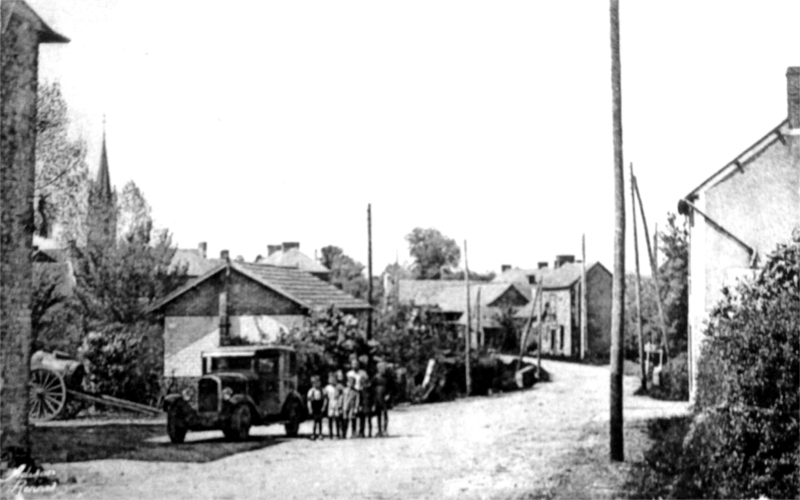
<box><xmin>679</xmin><ymin>239</ymin><xmax>800</xmax><ymax>499</ymax></box>
<box><xmin>320</xmin><ymin>245</ymin><xmax>369</xmax><ymax>299</ymax></box>
<box><xmin>657</xmin><ymin>213</ymin><xmax>689</xmax><ymax>356</ymax></box>
<box><xmin>69</xmin><ymin>229</ymin><xmax>186</xmax><ymax>327</ymax></box>
<box><xmin>405</xmin><ymin>227</ymin><xmax>461</xmax><ymax>279</ymax></box>
<box><xmin>116</xmin><ymin>180</ymin><xmax>153</xmax><ymax>242</ymax></box>
<box><xmin>35</xmin><ymin>82</ymin><xmax>90</xmax><ymax>242</ymax></box>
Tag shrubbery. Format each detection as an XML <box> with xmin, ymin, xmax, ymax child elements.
<box><xmin>78</xmin><ymin>322</ymin><xmax>163</xmax><ymax>406</ymax></box>
<box><xmin>650</xmin><ymin>352</ymin><xmax>689</xmax><ymax>401</ymax></box>
<box><xmin>667</xmin><ymin>240</ymin><xmax>799</xmax><ymax>499</ymax></box>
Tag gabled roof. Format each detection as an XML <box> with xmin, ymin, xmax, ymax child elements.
<box><xmin>259</xmin><ymin>248</ymin><xmax>329</xmax><ymax>274</ymax></box>
<box><xmin>493</xmin><ymin>262</ymin><xmax>609</xmax><ymax>290</ymax></box>
<box><xmin>684</xmin><ymin>119</ymin><xmax>790</xmax><ymax>199</ymax></box>
<box><xmin>397</xmin><ymin>280</ymin><xmax>529</xmax><ymax>314</ymax></box>
<box><xmin>2</xmin><ymin>0</ymin><xmax>69</xmax><ymax>43</ymax></box>
<box><xmin>148</xmin><ymin>261</ymin><xmax>370</xmax><ymax>314</ymax></box>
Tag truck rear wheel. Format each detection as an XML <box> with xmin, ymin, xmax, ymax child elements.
<box><xmin>284</xmin><ymin>399</ymin><xmax>302</xmax><ymax>437</ymax></box>
<box><xmin>226</xmin><ymin>404</ymin><xmax>251</xmax><ymax>441</ymax></box>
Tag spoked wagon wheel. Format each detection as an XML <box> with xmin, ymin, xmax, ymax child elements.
<box><xmin>29</xmin><ymin>368</ymin><xmax>67</xmax><ymax>421</ymax></box>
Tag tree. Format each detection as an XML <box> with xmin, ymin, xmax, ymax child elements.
<box><xmin>320</xmin><ymin>245</ymin><xmax>369</xmax><ymax>299</ymax></box>
<box><xmin>70</xmin><ymin>229</ymin><xmax>186</xmax><ymax>327</ymax></box>
<box><xmin>34</xmin><ymin>82</ymin><xmax>90</xmax><ymax>243</ymax></box>
<box><xmin>116</xmin><ymin>180</ymin><xmax>153</xmax><ymax>242</ymax></box>
<box><xmin>657</xmin><ymin>213</ymin><xmax>689</xmax><ymax>356</ymax></box>
<box><xmin>405</xmin><ymin>227</ymin><xmax>461</xmax><ymax>279</ymax></box>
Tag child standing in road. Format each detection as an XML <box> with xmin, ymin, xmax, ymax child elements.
<box><xmin>341</xmin><ymin>376</ymin><xmax>360</xmax><ymax>438</ymax></box>
<box><xmin>335</xmin><ymin>374</ymin><xmax>346</xmax><ymax>438</ymax></box>
<box><xmin>307</xmin><ymin>375</ymin><xmax>324</xmax><ymax>440</ymax></box>
<box><xmin>323</xmin><ymin>373</ymin><xmax>340</xmax><ymax>439</ymax></box>
<box><xmin>372</xmin><ymin>363</ymin><xmax>389</xmax><ymax>437</ymax></box>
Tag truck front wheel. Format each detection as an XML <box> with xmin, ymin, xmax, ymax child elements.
<box><xmin>225</xmin><ymin>404</ymin><xmax>252</xmax><ymax>441</ymax></box>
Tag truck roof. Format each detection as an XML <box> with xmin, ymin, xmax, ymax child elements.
<box><xmin>201</xmin><ymin>345</ymin><xmax>295</xmax><ymax>358</ymax></box>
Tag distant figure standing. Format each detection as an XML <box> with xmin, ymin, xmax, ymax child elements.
<box><xmin>341</xmin><ymin>376</ymin><xmax>360</xmax><ymax>438</ymax></box>
<box><xmin>335</xmin><ymin>374</ymin><xmax>346</xmax><ymax>438</ymax></box>
<box><xmin>307</xmin><ymin>375</ymin><xmax>324</xmax><ymax>440</ymax></box>
<box><xmin>323</xmin><ymin>373</ymin><xmax>340</xmax><ymax>439</ymax></box>
<box><xmin>372</xmin><ymin>364</ymin><xmax>390</xmax><ymax>436</ymax></box>
<box><xmin>356</xmin><ymin>357</ymin><xmax>372</xmax><ymax>437</ymax></box>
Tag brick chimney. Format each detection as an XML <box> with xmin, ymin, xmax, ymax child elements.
<box><xmin>198</xmin><ymin>242</ymin><xmax>207</xmax><ymax>258</ymax></box>
<box><xmin>282</xmin><ymin>242</ymin><xmax>300</xmax><ymax>252</ymax></box>
<box><xmin>555</xmin><ymin>255</ymin><xmax>575</xmax><ymax>269</ymax></box>
<box><xmin>267</xmin><ymin>244</ymin><xmax>281</xmax><ymax>256</ymax></box>
<box><xmin>788</xmin><ymin>67</ymin><xmax>800</xmax><ymax>131</ymax></box>
<box><xmin>538</xmin><ymin>262</ymin><xmax>549</xmax><ymax>269</ymax></box>
<box><xmin>220</xmin><ymin>249</ymin><xmax>229</xmax><ymax>261</ymax></box>
<box><xmin>501</xmin><ymin>264</ymin><xmax>512</xmax><ymax>273</ymax></box>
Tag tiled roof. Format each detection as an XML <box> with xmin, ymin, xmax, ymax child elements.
<box><xmin>234</xmin><ymin>262</ymin><xmax>369</xmax><ymax>312</ymax></box>
<box><xmin>148</xmin><ymin>261</ymin><xmax>370</xmax><ymax>314</ymax></box>
<box><xmin>494</xmin><ymin>262</ymin><xmax>601</xmax><ymax>290</ymax></box>
<box><xmin>260</xmin><ymin>248</ymin><xmax>329</xmax><ymax>274</ymax></box>
<box><xmin>398</xmin><ymin>280</ymin><xmax>528</xmax><ymax>313</ymax></box>
<box><xmin>170</xmin><ymin>249</ymin><xmax>220</xmax><ymax>277</ymax></box>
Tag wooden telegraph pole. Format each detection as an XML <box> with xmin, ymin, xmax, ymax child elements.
<box><xmin>464</xmin><ymin>240</ymin><xmax>472</xmax><ymax>396</ymax></box>
<box><xmin>633</xmin><ymin>178</ymin><xmax>671</xmax><ymax>360</ymax></box>
<box><xmin>367</xmin><ymin>204</ymin><xmax>373</xmax><ymax>344</ymax></box>
<box><xmin>581</xmin><ymin>234</ymin><xmax>588</xmax><ymax>360</ymax></box>
<box><xmin>609</xmin><ymin>0</ymin><xmax>626</xmax><ymax>462</ymax></box>
<box><xmin>630</xmin><ymin>165</ymin><xmax>647</xmax><ymax>392</ymax></box>
<box><xmin>537</xmin><ymin>281</ymin><xmax>543</xmax><ymax>377</ymax></box>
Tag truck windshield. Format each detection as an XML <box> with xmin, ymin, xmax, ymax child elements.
<box><xmin>210</xmin><ymin>357</ymin><xmax>252</xmax><ymax>371</ymax></box>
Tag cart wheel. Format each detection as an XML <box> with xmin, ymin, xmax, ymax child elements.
<box><xmin>29</xmin><ymin>368</ymin><xmax>66</xmax><ymax>422</ymax></box>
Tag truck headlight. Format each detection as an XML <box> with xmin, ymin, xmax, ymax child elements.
<box><xmin>221</xmin><ymin>387</ymin><xmax>233</xmax><ymax>401</ymax></box>
<box><xmin>181</xmin><ymin>388</ymin><xmax>193</xmax><ymax>402</ymax></box>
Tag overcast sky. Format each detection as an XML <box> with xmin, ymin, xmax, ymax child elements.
<box><xmin>29</xmin><ymin>0</ymin><xmax>799</xmax><ymax>275</ymax></box>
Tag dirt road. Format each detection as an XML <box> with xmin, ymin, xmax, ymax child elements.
<box><xmin>43</xmin><ymin>360</ymin><xmax>687</xmax><ymax>500</ymax></box>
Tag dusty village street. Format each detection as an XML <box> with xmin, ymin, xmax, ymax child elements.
<box><xmin>39</xmin><ymin>360</ymin><xmax>688</xmax><ymax>500</ymax></box>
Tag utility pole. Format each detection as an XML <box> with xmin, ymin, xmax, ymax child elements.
<box><xmin>464</xmin><ymin>240</ymin><xmax>471</xmax><ymax>396</ymax></box>
<box><xmin>581</xmin><ymin>234</ymin><xmax>588</xmax><ymax>360</ymax></box>
<box><xmin>630</xmin><ymin>165</ymin><xmax>647</xmax><ymax>393</ymax></box>
<box><xmin>633</xmin><ymin>179</ymin><xmax>671</xmax><ymax>360</ymax></box>
<box><xmin>537</xmin><ymin>281</ymin><xmax>543</xmax><ymax>377</ymax></box>
<box><xmin>609</xmin><ymin>0</ymin><xmax>626</xmax><ymax>462</ymax></box>
<box><xmin>367</xmin><ymin>204</ymin><xmax>373</xmax><ymax>344</ymax></box>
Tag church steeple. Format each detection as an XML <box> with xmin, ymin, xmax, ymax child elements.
<box><xmin>95</xmin><ymin>121</ymin><xmax>113</xmax><ymax>203</ymax></box>
<box><xmin>87</xmin><ymin>119</ymin><xmax>117</xmax><ymax>247</ymax></box>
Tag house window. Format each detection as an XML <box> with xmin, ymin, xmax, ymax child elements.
<box><xmin>550</xmin><ymin>329</ymin><xmax>556</xmax><ymax>351</ymax></box>
<box><xmin>559</xmin><ymin>326</ymin><xmax>565</xmax><ymax>352</ymax></box>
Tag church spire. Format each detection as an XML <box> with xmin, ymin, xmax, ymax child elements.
<box><xmin>95</xmin><ymin>116</ymin><xmax>112</xmax><ymax>203</ymax></box>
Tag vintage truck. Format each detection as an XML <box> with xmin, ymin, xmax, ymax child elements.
<box><xmin>163</xmin><ymin>345</ymin><xmax>307</xmax><ymax>444</ymax></box>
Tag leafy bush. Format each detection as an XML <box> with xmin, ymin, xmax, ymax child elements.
<box><xmin>681</xmin><ymin>240</ymin><xmax>799</xmax><ymax>499</ymax></box>
<box><xmin>650</xmin><ymin>352</ymin><xmax>688</xmax><ymax>401</ymax></box>
<box><xmin>78</xmin><ymin>322</ymin><xmax>163</xmax><ymax>406</ymax></box>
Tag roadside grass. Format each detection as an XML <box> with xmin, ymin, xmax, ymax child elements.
<box><xmin>514</xmin><ymin>416</ymin><xmax>689</xmax><ymax>500</ymax></box>
<box><xmin>33</xmin><ymin>424</ymin><xmax>290</xmax><ymax>464</ymax></box>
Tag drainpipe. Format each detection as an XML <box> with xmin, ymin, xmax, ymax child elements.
<box><xmin>678</xmin><ymin>199</ymin><xmax>756</xmax><ymax>265</ymax></box>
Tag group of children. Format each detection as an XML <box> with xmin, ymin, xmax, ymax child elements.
<box><xmin>306</xmin><ymin>356</ymin><xmax>390</xmax><ymax>440</ymax></box>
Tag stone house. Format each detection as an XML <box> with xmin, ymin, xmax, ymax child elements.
<box><xmin>494</xmin><ymin>256</ymin><xmax>612</xmax><ymax>359</ymax></box>
<box><xmin>0</xmin><ymin>0</ymin><xmax>67</xmax><ymax>456</ymax></box>
<box><xmin>397</xmin><ymin>279</ymin><xmax>530</xmax><ymax>349</ymax></box>
<box><xmin>147</xmin><ymin>257</ymin><xmax>371</xmax><ymax>382</ymax></box>
<box><xmin>678</xmin><ymin>67</ymin><xmax>800</xmax><ymax>400</ymax></box>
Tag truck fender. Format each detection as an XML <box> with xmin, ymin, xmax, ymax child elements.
<box><xmin>227</xmin><ymin>394</ymin><xmax>258</xmax><ymax>416</ymax></box>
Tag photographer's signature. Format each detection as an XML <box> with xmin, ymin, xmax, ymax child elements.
<box><xmin>1</xmin><ymin>465</ymin><xmax>59</xmax><ymax>497</ymax></box>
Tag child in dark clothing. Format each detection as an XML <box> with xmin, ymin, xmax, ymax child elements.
<box><xmin>373</xmin><ymin>364</ymin><xmax>390</xmax><ymax>436</ymax></box>
<box><xmin>307</xmin><ymin>375</ymin><xmax>324</xmax><ymax>440</ymax></box>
